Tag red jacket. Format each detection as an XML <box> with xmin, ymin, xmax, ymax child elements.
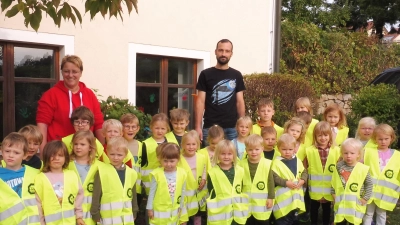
<box><xmin>36</xmin><ymin>81</ymin><xmax>104</xmax><ymax>141</ymax></box>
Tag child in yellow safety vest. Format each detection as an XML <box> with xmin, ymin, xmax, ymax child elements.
<box><xmin>90</xmin><ymin>137</ymin><xmax>138</xmax><ymax>224</ymax></box>
<box><xmin>304</xmin><ymin>121</ymin><xmax>341</xmax><ymax>225</ymax></box>
<box><xmin>0</xmin><ymin>132</ymin><xmax>41</xmax><ymax>225</ymax></box>
<box><xmin>147</xmin><ymin>143</ymin><xmax>188</xmax><ymax>225</ymax></box>
<box><xmin>241</xmin><ymin>134</ymin><xmax>274</xmax><ymax>225</ymax></box>
<box><xmin>331</xmin><ymin>138</ymin><xmax>373</xmax><ymax>225</ymax></box>
<box><xmin>252</xmin><ymin>98</ymin><xmax>284</xmax><ymax>139</ymax></box>
<box><xmin>295</xmin><ymin>97</ymin><xmax>319</xmax><ymax>147</ymax></box>
<box><xmin>68</xmin><ymin>130</ymin><xmax>106</xmax><ymax>225</ymax></box>
<box><xmin>355</xmin><ymin>117</ymin><xmax>377</xmax><ymax>162</ymax></box>
<box><xmin>35</xmin><ymin>140</ymin><xmax>85</xmax><ymax>225</ymax></box>
<box><xmin>198</xmin><ymin>124</ymin><xmax>225</xmax><ymax>171</ymax></box>
<box><xmin>261</xmin><ymin>126</ymin><xmax>280</xmax><ymax>161</ymax></box>
<box><xmin>207</xmin><ymin>140</ymin><xmax>249</xmax><ymax>225</ymax></box>
<box><xmin>178</xmin><ymin>130</ymin><xmax>207</xmax><ymax>225</ymax></box>
<box><xmin>283</xmin><ymin>117</ymin><xmax>307</xmax><ymax>161</ymax></box>
<box><xmin>18</xmin><ymin>125</ymin><xmax>43</xmax><ymax>170</ymax></box>
<box><xmin>232</xmin><ymin>116</ymin><xmax>253</xmax><ymax>160</ymax></box>
<box><xmin>363</xmin><ymin>124</ymin><xmax>400</xmax><ymax>225</ymax></box>
<box><xmin>165</xmin><ymin>108</ymin><xmax>190</xmax><ymax>147</ymax></box>
<box><xmin>323</xmin><ymin>103</ymin><xmax>349</xmax><ymax>146</ymax></box>
<box><xmin>272</xmin><ymin>134</ymin><xmax>308</xmax><ymax>225</ymax></box>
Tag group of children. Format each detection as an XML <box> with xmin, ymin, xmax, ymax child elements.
<box><xmin>0</xmin><ymin>96</ymin><xmax>399</xmax><ymax>225</ymax></box>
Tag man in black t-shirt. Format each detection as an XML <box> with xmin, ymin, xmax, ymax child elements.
<box><xmin>195</xmin><ymin>39</ymin><xmax>246</xmax><ymax>146</ymax></box>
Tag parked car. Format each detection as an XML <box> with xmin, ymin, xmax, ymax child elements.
<box><xmin>370</xmin><ymin>67</ymin><xmax>400</xmax><ymax>90</ymax></box>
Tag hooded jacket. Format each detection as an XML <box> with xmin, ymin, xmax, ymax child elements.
<box><xmin>36</xmin><ymin>81</ymin><xmax>104</xmax><ymax>141</ymax></box>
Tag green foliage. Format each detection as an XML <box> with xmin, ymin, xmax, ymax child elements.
<box><xmin>243</xmin><ymin>73</ymin><xmax>316</xmax><ymax>126</ymax></box>
<box><xmin>281</xmin><ymin>21</ymin><xmax>400</xmax><ymax>95</ymax></box>
<box><xmin>0</xmin><ymin>0</ymin><xmax>138</xmax><ymax>31</ymax></box>
<box><xmin>350</xmin><ymin>84</ymin><xmax>400</xmax><ymax>131</ymax></box>
<box><xmin>100</xmin><ymin>96</ymin><xmax>152</xmax><ymax>141</ymax></box>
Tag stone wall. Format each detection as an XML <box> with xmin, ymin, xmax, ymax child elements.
<box><xmin>315</xmin><ymin>94</ymin><xmax>352</xmax><ymax>115</ymax></box>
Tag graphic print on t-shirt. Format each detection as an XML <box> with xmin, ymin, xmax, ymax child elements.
<box><xmin>211</xmin><ymin>79</ymin><xmax>236</xmax><ymax>105</ymax></box>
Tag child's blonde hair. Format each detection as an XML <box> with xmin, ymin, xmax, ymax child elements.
<box><xmin>169</xmin><ymin>108</ymin><xmax>190</xmax><ymax>122</ymax></box>
<box><xmin>245</xmin><ymin>134</ymin><xmax>264</xmax><ymax>148</ymax></box>
<box><xmin>18</xmin><ymin>125</ymin><xmax>43</xmax><ymax>144</ymax></box>
<box><xmin>213</xmin><ymin>140</ymin><xmax>237</xmax><ymax>166</ymax></box>
<box><xmin>120</xmin><ymin>113</ymin><xmax>140</xmax><ymax>125</ymax></box>
<box><xmin>277</xmin><ymin>133</ymin><xmax>296</xmax><ymax>150</ymax></box>
<box><xmin>341</xmin><ymin>138</ymin><xmax>363</xmax><ymax>157</ymax></box>
<box><xmin>150</xmin><ymin>113</ymin><xmax>171</xmax><ymax>132</ymax></box>
<box><xmin>107</xmin><ymin>137</ymin><xmax>128</xmax><ymax>154</ymax></box>
<box><xmin>261</xmin><ymin>126</ymin><xmax>277</xmax><ymax>137</ymax></box>
<box><xmin>42</xmin><ymin>141</ymin><xmax>69</xmax><ymax>172</ymax></box>
<box><xmin>70</xmin><ymin>130</ymin><xmax>97</xmax><ymax>164</ymax></box>
<box><xmin>323</xmin><ymin>103</ymin><xmax>347</xmax><ymax>129</ymax></box>
<box><xmin>295</xmin><ymin>97</ymin><xmax>313</xmax><ymax>116</ymax></box>
<box><xmin>313</xmin><ymin>121</ymin><xmax>334</xmax><ymax>146</ymax></box>
<box><xmin>181</xmin><ymin>130</ymin><xmax>201</xmax><ymax>151</ymax></box>
<box><xmin>371</xmin><ymin>124</ymin><xmax>396</xmax><ymax>145</ymax></box>
<box><xmin>236</xmin><ymin>116</ymin><xmax>253</xmax><ymax>135</ymax></box>
<box><xmin>284</xmin><ymin>117</ymin><xmax>306</xmax><ymax>143</ymax></box>
<box><xmin>206</xmin><ymin>125</ymin><xmax>225</xmax><ymax>144</ymax></box>
<box><xmin>1</xmin><ymin>132</ymin><xmax>28</xmax><ymax>155</ymax></box>
<box><xmin>102</xmin><ymin>119</ymin><xmax>123</xmax><ymax>134</ymax></box>
<box><xmin>355</xmin><ymin>117</ymin><xmax>377</xmax><ymax>140</ymax></box>
<box><xmin>157</xmin><ymin>143</ymin><xmax>181</xmax><ymax>160</ymax></box>
<box><xmin>257</xmin><ymin>98</ymin><xmax>274</xmax><ymax>110</ymax></box>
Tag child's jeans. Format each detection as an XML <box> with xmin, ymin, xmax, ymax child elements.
<box><xmin>275</xmin><ymin>210</ymin><xmax>299</xmax><ymax>225</ymax></box>
<box><xmin>363</xmin><ymin>202</ymin><xmax>386</xmax><ymax>225</ymax></box>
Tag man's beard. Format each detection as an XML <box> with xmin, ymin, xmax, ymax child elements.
<box><xmin>217</xmin><ymin>56</ymin><xmax>230</xmax><ymax>65</ymax></box>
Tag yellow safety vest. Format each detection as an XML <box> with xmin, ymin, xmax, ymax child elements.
<box><xmin>332</xmin><ymin>162</ymin><xmax>369</xmax><ymax>225</ymax></box>
<box><xmin>0</xmin><ymin>166</ymin><xmax>40</xmax><ymax>225</ymax></box>
<box><xmin>68</xmin><ymin>159</ymin><xmax>105</xmax><ymax>225</ymax></box>
<box><xmin>207</xmin><ymin>166</ymin><xmax>249</xmax><ymax>225</ymax></box>
<box><xmin>98</xmin><ymin>164</ymin><xmax>137</xmax><ymax>225</ymax></box>
<box><xmin>149</xmin><ymin>167</ymin><xmax>187</xmax><ymax>225</ymax></box>
<box><xmin>35</xmin><ymin>170</ymin><xmax>79</xmax><ymax>225</ymax></box>
<box><xmin>252</xmin><ymin>124</ymin><xmax>284</xmax><ymax>139</ymax></box>
<box><xmin>164</xmin><ymin>131</ymin><xmax>183</xmax><ymax>146</ymax></box>
<box><xmin>304</xmin><ymin>119</ymin><xmax>319</xmax><ymax>147</ymax></box>
<box><xmin>134</xmin><ymin>141</ymin><xmax>143</xmax><ymax>194</ymax></box>
<box><xmin>241</xmin><ymin>157</ymin><xmax>273</xmax><ymax>220</ymax></box>
<box><xmin>178</xmin><ymin>153</ymin><xmax>207</xmax><ymax>216</ymax></box>
<box><xmin>364</xmin><ymin>140</ymin><xmax>377</xmax><ymax>149</ymax></box>
<box><xmin>364</xmin><ymin>148</ymin><xmax>400</xmax><ymax>211</ymax></box>
<box><xmin>306</xmin><ymin>145</ymin><xmax>340</xmax><ymax>201</ymax></box>
<box><xmin>272</xmin><ymin>157</ymin><xmax>306</xmax><ymax>219</ymax></box>
<box><xmin>296</xmin><ymin>143</ymin><xmax>307</xmax><ymax>161</ymax></box>
<box><xmin>62</xmin><ymin>134</ymin><xmax>110</xmax><ymax>163</ymax></box>
<box><xmin>198</xmin><ymin>148</ymin><xmax>213</xmax><ymax>172</ymax></box>
<box><xmin>335</xmin><ymin>127</ymin><xmax>349</xmax><ymax>146</ymax></box>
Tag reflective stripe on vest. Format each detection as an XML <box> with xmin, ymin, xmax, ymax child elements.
<box><xmin>153</xmin><ymin>208</ymin><xmax>179</xmax><ymax>218</ymax></box>
<box><xmin>241</xmin><ymin>157</ymin><xmax>273</xmax><ymax>220</ymax></box>
<box><xmin>306</xmin><ymin>145</ymin><xmax>340</xmax><ymax>201</ymax></box>
<box><xmin>0</xmin><ymin>201</ymin><xmax>25</xmax><ymax>220</ymax></box>
<box><xmin>44</xmin><ymin>209</ymin><xmax>75</xmax><ymax>223</ymax></box>
<box><xmin>364</xmin><ymin>148</ymin><xmax>400</xmax><ymax>211</ymax></box>
<box><xmin>272</xmin><ymin>158</ymin><xmax>306</xmax><ymax>219</ymax></box>
<box><xmin>332</xmin><ymin>163</ymin><xmax>369</xmax><ymax>225</ymax></box>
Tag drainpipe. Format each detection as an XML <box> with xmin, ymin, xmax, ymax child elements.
<box><xmin>273</xmin><ymin>0</ymin><xmax>282</xmax><ymax>73</ymax></box>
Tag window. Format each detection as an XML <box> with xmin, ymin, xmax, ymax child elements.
<box><xmin>136</xmin><ymin>54</ymin><xmax>197</xmax><ymax>127</ymax></box>
<box><xmin>0</xmin><ymin>42</ymin><xmax>59</xmax><ymax>138</ymax></box>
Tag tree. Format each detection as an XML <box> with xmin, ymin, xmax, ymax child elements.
<box><xmin>282</xmin><ymin>0</ymin><xmax>350</xmax><ymax>29</ymax></box>
<box><xmin>0</xmin><ymin>0</ymin><xmax>138</xmax><ymax>31</ymax></box>
<box><xmin>336</xmin><ymin>0</ymin><xmax>400</xmax><ymax>37</ymax></box>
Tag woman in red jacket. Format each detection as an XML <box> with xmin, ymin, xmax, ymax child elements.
<box><xmin>36</xmin><ymin>55</ymin><xmax>104</xmax><ymax>154</ymax></box>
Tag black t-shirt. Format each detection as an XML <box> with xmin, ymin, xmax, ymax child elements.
<box><xmin>196</xmin><ymin>67</ymin><xmax>245</xmax><ymax>128</ymax></box>
<box><xmin>22</xmin><ymin>155</ymin><xmax>42</xmax><ymax>170</ymax></box>
<box><xmin>263</xmin><ymin>151</ymin><xmax>275</xmax><ymax>161</ymax></box>
<box><xmin>281</xmin><ymin>156</ymin><xmax>298</xmax><ymax>177</ymax></box>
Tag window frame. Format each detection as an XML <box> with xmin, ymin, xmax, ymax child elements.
<box><xmin>0</xmin><ymin>41</ymin><xmax>60</xmax><ymax>137</ymax></box>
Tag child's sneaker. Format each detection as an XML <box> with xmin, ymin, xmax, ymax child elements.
<box><xmin>298</xmin><ymin>212</ymin><xmax>310</xmax><ymax>222</ymax></box>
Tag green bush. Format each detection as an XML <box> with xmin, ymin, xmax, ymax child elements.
<box><xmin>100</xmin><ymin>96</ymin><xmax>152</xmax><ymax>141</ymax></box>
<box><xmin>350</xmin><ymin>83</ymin><xmax>400</xmax><ymax>146</ymax></box>
<box><xmin>243</xmin><ymin>73</ymin><xmax>316</xmax><ymax>126</ymax></box>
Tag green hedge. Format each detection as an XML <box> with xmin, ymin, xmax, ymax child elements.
<box><xmin>243</xmin><ymin>73</ymin><xmax>316</xmax><ymax>126</ymax></box>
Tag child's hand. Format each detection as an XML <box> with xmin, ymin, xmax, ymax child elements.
<box><xmin>360</xmin><ymin>198</ymin><xmax>367</xmax><ymax>206</ymax></box>
<box><xmin>296</xmin><ymin>179</ymin><xmax>305</xmax><ymax>189</ymax></box>
<box><xmin>266</xmin><ymin>199</ymin><xmax>273</xmax><ymax>209</ymax></box>
<box><xmin>198</xmin><ymin>179</ymin><xmax>206</xmax><ymax>190</ymax></box>
<box><xmin>76</xmin><ymin>218</ymin><xmax>86</xmax><ymax>225</ymax></box>
<box><xmin>286</xmin><ymin>180</ymin><xmax>296</xmax><ymax>189</ymax></box>
<box><xmin>147</xmin><ymin>210</ymin><xmax>154</xmax><ymax>220</ymax></box>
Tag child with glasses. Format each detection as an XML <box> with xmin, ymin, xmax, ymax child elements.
<box><xmin>62</xmin><ymin>106</ymin><xmax>109</xmax><ymax>163</ymax></box>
